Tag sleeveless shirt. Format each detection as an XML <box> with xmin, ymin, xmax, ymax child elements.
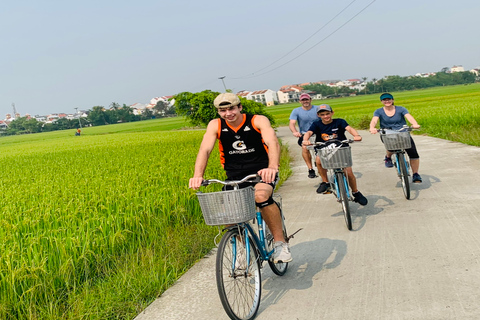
<box><xmin>218</xmin><ymin>114</ymin><xmax>269</xmax><ymax>179</ymax></box>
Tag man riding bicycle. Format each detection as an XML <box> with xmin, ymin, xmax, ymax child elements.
<box><xmin>189</xmin><ymin>92</ymin><xmax>292</xmax><ymax>263</ymax></box>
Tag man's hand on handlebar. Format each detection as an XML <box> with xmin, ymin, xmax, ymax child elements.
<box><xmin>302</xmin><ymin>140</ymin><xmax>312</xmax><ymax>146</ymax></box>
<box><xmin>189</xmin><ymin>177</ymin><xmax>204</xmax><ymax>190</ymax></box>
<box><xmin>257</xmin><ymin>167</ymin><xmax>278</xmax><ymax>184</ymax></box>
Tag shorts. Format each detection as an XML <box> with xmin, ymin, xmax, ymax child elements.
<box><xmin>297</xmin><ymin>135</ymin><xmax>305</xmax><ymax>147</ymax></box>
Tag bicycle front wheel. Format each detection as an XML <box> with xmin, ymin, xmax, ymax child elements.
<box><xmin>397</xmin><ymin>153</ymin><xmax>410</xmax><ymax>199</ymax></box>
<box><xmin>336</xmin><ymin>172</ymin><xmax>352</xmax><ymax>230</ymax></box>
<box><xmin>216</xmin><ymin>228</ymin><xmax>261</xmax><ymax>320</ymax></box>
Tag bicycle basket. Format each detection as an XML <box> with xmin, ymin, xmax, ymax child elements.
<box><xmin>380</xmin><ymin>131</ymin><xmax>411</xmax><ymax>150</ymax></box>
<box><xmin>319</xmin><ymin>145</ymin><xmax>352</xmax><ymax>169</ymax></box>
<box><xmin>196</xmin><ymin>187</ymin><xmax>256</xmax><ymax>226</ymax></box>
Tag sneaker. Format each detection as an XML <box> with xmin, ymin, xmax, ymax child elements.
<box><xmin>308</xmin><ymin>169</ymin><xmax>316</xmax><ymax>178</ymax></box>
<box><xmin>316</xmin><ymin>182</ymin><xmax>331</xmax><ymax>194</ymax></box>
<box><xmin>235</xmin><ymin>247</ymin><xmax>247</xmax><ymax>270</ymax></box>
<box><xmin>384</xmin><ymin>156</ymin><xmax>393</xmax><ymax>168</ymax></box>
<box><xmin>412</xmin><ymin>173</ymin><xmax>422</xmax><ymax>183</ymax></box>
<box><xmin>272</xmin><ymin>241</ymin><xmax>292</xmax><ymax>263</ymax></box>
<box><xmin>353</xmin><ymin>191</ymin><xmax>368</xmax><ymax>206</ymax></box>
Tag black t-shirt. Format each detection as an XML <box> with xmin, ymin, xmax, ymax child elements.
<box><xmin>218</xmin><ymin>114</ymin><xmax>269</xmax><ymax>179</ymax></box>
<box><xmin>308</xmin><ymin>118</ymin><xmax>349</xmax><ymax>142</ymax></box>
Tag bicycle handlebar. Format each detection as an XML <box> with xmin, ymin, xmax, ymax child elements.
<box><xmin>378</xmin><ymin>125</ymin><xmax>419</xmax><ymax>134</ymax></box>
<box><xmin>305</xmin><ymin>139</ymin><xmax>354</xmax><ymax>150</ymax></box>
<box><xmin>201</xmin><ymin>174</ymin><xmax>261</xmax><ymax>187</ymax></box>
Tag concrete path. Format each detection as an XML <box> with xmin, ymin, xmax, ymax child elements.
<box><xmin>135</xmin><ymin>126</ymin><xmax>480</xmax><ymax>320</ymax></box>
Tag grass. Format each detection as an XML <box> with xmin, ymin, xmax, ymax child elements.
<box><xmin>0</xmin><ymin>83</ymin><xmax>478</xmax><ymax>319</ymax></box>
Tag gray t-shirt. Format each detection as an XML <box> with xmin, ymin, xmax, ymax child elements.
<box><xmin>289</xmin><ymin>106</ymin><xmax>318</xmax><ymax>134</ymax></box>
<box><xmin>373</xmin><ymin>106</ymin><xmax>409</xmax><ymax>130</ymax></box>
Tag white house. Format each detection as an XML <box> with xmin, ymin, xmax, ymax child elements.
<box><xmin>250</xmin><ymin>89</ymin><xmax>278</xmax><ymax>106</ymax></box>
<box><xmin>236</xmin><ymin>89</ymin><xmax>278</xmax><ymax>106</ymax></box>
<box><xmin>451</xmin><ymin>65</ymin><xmax>465</xmax><ymax>72</ymax></box>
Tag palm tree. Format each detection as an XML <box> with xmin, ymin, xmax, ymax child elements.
<box><xmin>372</xmin><ymin>78</ymin><xmax>377</xmax><ymax>92</ymax></box>
<box><xmin>362</xmin><ymin>77</ymin><xmax>368</xmax><ymax>94</ymax></box>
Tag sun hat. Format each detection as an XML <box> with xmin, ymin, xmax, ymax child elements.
<box><xmin>380</xmin><ymin>93</ymin><xmax>394</xmax><ymax>100</ymax></box>
<box><xmin>316</xmin><ymin>104</ymin><xmax>333</xmax><ymax>113</ymax></box>
<box><xmin>213</xmin><ymin>93</ymin><xmax>240</xmax><ymax>109</ymax></box>
<box><xmin>299</xmin><ymin>93</ymin><xmax>311</xmax><ymax>100</ymax></box>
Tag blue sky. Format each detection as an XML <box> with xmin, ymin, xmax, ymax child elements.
<box><xmin>1</xmin><ymin>0</ymin><xmax>479</xmax><ymax>116</ymax></box>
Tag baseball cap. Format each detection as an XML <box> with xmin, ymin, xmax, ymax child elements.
<box><xmin>214</xmin><ymin>93</ymin><xmax>240</xmax><ymax>109</ymax></box>
<box><xmin>299</xmin><ymin>93</ymin><xmax>311</xmax><ymax>100</ymax></box>
<box><xmin>316</xmin><ymin>104</ymin><xmax>333</xmax><ymax>113</ymax></box>
<box><xmin>380</xmin><ymin>93</ymin><xmax>394</xmax><ymax>100</ymax></box>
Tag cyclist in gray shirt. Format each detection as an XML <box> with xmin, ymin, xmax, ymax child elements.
<box><xmin>289</xmin><ymin>93</ymin><xmax>319</xmax><ymax>178</ymax></box>
<box><xmin>369</xmin><ymin>93</ymin><xmax>422</xmax><ymax>183</ymax></box>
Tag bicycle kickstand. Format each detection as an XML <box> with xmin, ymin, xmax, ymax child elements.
<box><xmin>286</xmin><ymin>228</ymin><xmax>303</xmax><ymax>242</ymax></box>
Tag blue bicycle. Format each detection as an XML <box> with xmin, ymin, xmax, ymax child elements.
<box><xmin>308</xmin><ymin>139</ymin><xmax>355</xmax><ymax>230</ymax></box>
<box><xmin>196</xmin><ymin>174</ymin><xmax>300</xmax><ymax>320</ymax></box>
<box><xmin>378</xmin><ymin>126</ymin><xmax>415</xmax><ymax>199</ymax></box>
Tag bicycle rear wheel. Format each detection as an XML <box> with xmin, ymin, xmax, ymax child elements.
<box><xmin>336</xmin><ymin>172</ymin><xmax>352</xmax><ymax>230</ymax></box>
<box><xmin>266</xmin><ymin>204</ymin><xmax>289</xmax><ymax>275</ymax></box>
<box><xmin>216</xmin><ymin>228</ymin><xmax>261</xmax><ymax>320</ymax></box>
<box><xmin>397</xmin><ymin>153</ymin><xmax>410</xmax><ymax>199</ymax></box>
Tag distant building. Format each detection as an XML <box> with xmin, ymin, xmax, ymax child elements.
<box><xmin>451</xmin><ymin>65</ymin><xmax>465</xmax><ymax>72</ymax></box>
<box><xmin>236</xmin><ymin>89</ymin><xmax>278</xmax><ymax>106</ymax></box>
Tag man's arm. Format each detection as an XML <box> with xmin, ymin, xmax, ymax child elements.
<box><xmin>345</xmin><ymin>125</ymin><xmax>362</xmax><ymax>141</ymax></box>
<box><xmin>189</xmin><ymin>119</ymin><xmax>219</xmax><ymax>189</ymax></box>
<box><xmin>302</xmin><ymin>130</ymin><xmax>314</xmax><ymax>145</ymax></box>
<box><xmin>254</xmin><ymin>115</ymin><xmax>279</xmax><ymax>184</ymax></box>
<box><xmin>289</xmin><ymin>119</ymin><xmax>302</xmax><ymax>138</ymax></box>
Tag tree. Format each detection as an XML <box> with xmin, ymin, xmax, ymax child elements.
<box><xmin>371</xmin><ymin>78</ymin><xmax>377</xmax><ymax>92</ymax></box>
<box><xmin>117</xmin><ymin>105</ymin><xmax>135</xmax><ymax>122</ymax></box>
<box><xmin>362</xmin><ymin>77</ymin><xmax>368</xmax><ymax>94</ymax></box>
<box><xmin>88</xmin><ymin>106</ymin><xmax>108</xmax><ymax>126</ymax></box>
<box><xmin>154</xmin><ymin>100</ymin><xmax>175</xmax><ymax>117</ymax></box>
<box><xmin>174</xmin><ymin>90</ymin><xmax>275</xmax><ymax>126</ymax></box>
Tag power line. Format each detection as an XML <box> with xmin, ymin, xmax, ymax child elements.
<box><xmin>231</xmin><ymin>0</ymin><xmax>358</xmax><ymax>79</ymax></box>
<box><xmin>232</xmin><ymin>0</ymin><xmax>376</xmax><ymax>80</ymax></box>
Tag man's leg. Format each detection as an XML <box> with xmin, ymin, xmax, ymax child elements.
<box><xmin>255</xmin><ymin>183</ymin><xmax>283</xmax><ymax>242</ymax></box>
<box><xmin>302</xmin><ymin>146</ymin><xmax>313</xmax><ymax>169</ymax></box>
<box><xmin>255</xmin><ymin>182</ymin><xmax>292</xmax><ymax>263</ymax></box>
<box><xmin>316</xmin><ymin>157</ymin><xmax>331</xmax><ymax>194</ymax></box>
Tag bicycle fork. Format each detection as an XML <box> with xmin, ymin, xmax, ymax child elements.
<box><xmin>331</xmin><ymin>170</ymin><xmax>353</xmax><ymax>201</ymax></box>
<box><xmin>393</xmin><ymin>152</ymin><xmax>410</xmax><ymax>177</ymax></box>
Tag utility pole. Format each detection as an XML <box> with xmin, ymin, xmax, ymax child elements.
<box><xmin>12</xmin><ymin>103</ymin><xmax>17</xmax><ymax>119</ymax></box>
<box><xmin>218</xmin><ymin>76</ymin><xmax>227</xmax><ymax>92</ymax></box>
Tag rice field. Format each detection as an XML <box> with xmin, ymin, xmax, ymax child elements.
<box><xmin>0</xmin><ymin>129</ymin><xmax>224</xmax><ymax>319</ymax></box>
<box><xmin>269</xmin><ymin>83</ymin><xmax>480</xmax><ymax>146</ymax></box>
<box><xmin>0</xmin><ymin>83</ymin><xmax>477</xmax><ymax>319</ymax></box>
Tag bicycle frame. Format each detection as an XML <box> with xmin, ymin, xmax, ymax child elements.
<box><xmin>329</xmin><ymin>168</ymin><xmax>352</xmax><ymax>201</ymax></box>
<box><xmin>391</xmin><ymin>150</ymin><xmax>410</xmax><ymax>177</ymax></box>
<box><xmin>228</xmin><ymin>211</ymin><xmax>275</xmax><ymax>274</ymax></box>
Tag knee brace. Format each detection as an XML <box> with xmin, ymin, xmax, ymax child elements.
<box><xmin>256</xmin><ymin>196</ymin><xmax>275</xmax><ymax>208</ymax></box>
